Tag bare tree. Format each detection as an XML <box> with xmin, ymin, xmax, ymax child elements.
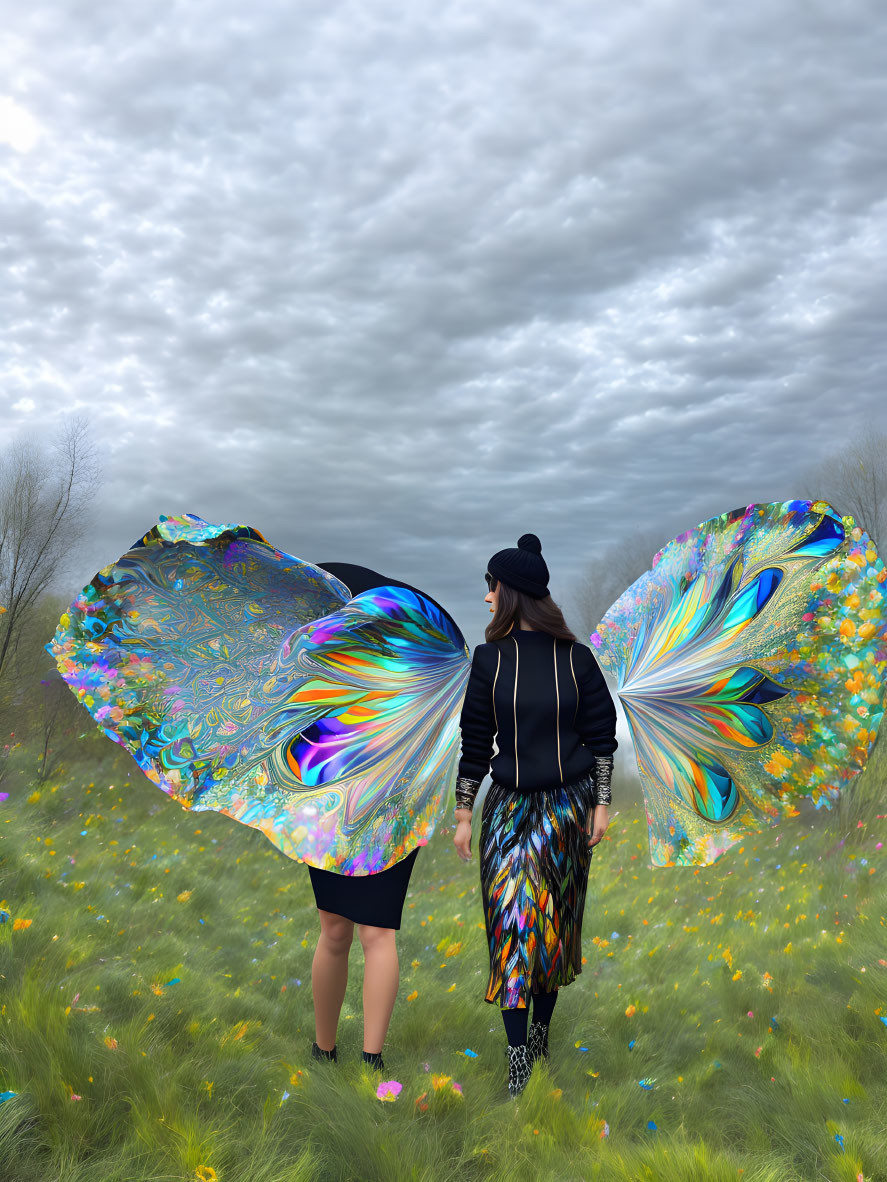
<box><xmin>35</xmin><ymin>669</ymin><xmax>84</xmax><ymax>782</ymax></box>
<box><xmin>566</xmin><ymin>527</ymin><xmax>666</xmax><ymax>644</ymax></box>
<box><xmin>800</xmin><ymin>431</ymin><xmax>887</xmax><ymax>554</ymax></box>
<box><xmin>0</xmin><ymin>417</ymin><xmax>99</xmax><ymax>680</ymax></box>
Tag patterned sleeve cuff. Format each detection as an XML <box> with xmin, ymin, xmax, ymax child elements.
<box><xmin>455</xmin><ymin>775</ymin><xmax>482</xmax><ymax>813</ymax></box>
<box><xmin>592</xmin><ymin>755</ymin><xmax>613</xmax><ymax>806</ymax></box>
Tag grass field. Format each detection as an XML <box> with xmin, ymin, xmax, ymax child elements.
<box><xmin>2</xmin><ymin>741</ymin><xmax>886</xmax><ymax>1182</ymax></box>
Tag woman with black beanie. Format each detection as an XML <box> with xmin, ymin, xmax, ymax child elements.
<box><xmin>452</xmin><ymin>534</ymin><xmax>618</xmax><ymax>1098</ymax></box>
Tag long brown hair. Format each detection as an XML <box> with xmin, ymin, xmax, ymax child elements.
<box><xmin>485</xmin><ymin>578</ymin><xmax>578</xmax><ymax>643</ymax></box>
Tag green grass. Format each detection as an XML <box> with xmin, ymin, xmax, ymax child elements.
<box><xmin>2</xmin><ymin>741</ymin><xmax>887</xmax><ymax>1182</ymax></box>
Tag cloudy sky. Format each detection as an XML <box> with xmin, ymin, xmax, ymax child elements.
<box><xmin>1</xmin><ymin>0</ymin><xmax>885</xmax><ymax>647</ymax></box>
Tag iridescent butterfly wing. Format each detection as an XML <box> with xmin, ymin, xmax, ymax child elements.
<box><xmin>47</xmin><ymin>514</ymin><xmax>471</xmax><ymax>873</ymax></box>
<box><xmin>591</xmin><ymin>501</ymin><xmax>887</xmax><ymax>867</ymax></box>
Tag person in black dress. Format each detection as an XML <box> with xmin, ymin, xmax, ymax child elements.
<box><xmin>306</xmin><ymin>561</ymin><xmax>458</xmax><ymax>1073</ymax></box>
<box><xmin>452</xmin><ymin>535</ymin><xmax>618</xmax><ymax>1097</ymax></box>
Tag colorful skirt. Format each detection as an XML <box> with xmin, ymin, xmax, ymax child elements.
<box><xmin>479</xmin><ymin>771</ymin><xmax>596</xmax><ymax>1009</ymax></box>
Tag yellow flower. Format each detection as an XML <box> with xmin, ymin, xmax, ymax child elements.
<box><xmin>406</xmin><ymin>991</ymin><xmax>418</xmax><ymax>1002</ymax></box>
<box><xmin>195</xmin><ymin>1167</ymin><xmax>217</xmax><ymax>1182</ymax></box>
<box><xmin>177</xmin><ymin>890</ymin><xmax>192</xmax><ymax>902</ymax></box>
<box><xmin>12</xmin><ymin>918</ymin><xmax>32</xmax><ymax>930</ymax></box>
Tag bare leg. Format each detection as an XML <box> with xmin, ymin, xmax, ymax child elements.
<box><xmin>358</xmin><ymin>924</ymin><xmax>399</xmax><ymax>1055</ymax></box>
<box><xmin>312</xmin><ymin>910</ymin><xmax>355</xmax><ymax>1052</ymax></box>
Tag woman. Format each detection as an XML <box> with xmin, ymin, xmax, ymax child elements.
<box><xmin>307</xmin><ymin>560</ymin><xmax>460</xmax><ymax>1074</ymax></box>
<box><xmin>452</xmin><ymin>534</ymin><xmax>617</xmax><ymax>1097</ymax></box>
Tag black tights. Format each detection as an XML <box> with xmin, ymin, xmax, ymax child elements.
<box><xmin>500</xmin><ymin>988</ymin><xmax>559</xmax><ymax>1047</ymax></box>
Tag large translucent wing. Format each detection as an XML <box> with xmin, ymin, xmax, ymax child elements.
<box><xmin>591</xmin><ymin>501</ymin><xmax>887</xmax><ymax>868</ymax></box>
<box><xmin>250</xmin><ymin>584</ymin><xmax>471</xmax><ymax>872</ymax></box>
<box><xmin>48</xmin><ymin>515</ymin><xmax>471</xmax><ymax>873</ymax></box>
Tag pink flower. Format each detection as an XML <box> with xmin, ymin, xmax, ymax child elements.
<box><xmin>376</xmin><ymin>1080</ymin><xmax>402</xmax><ymax>1102</ymax></box>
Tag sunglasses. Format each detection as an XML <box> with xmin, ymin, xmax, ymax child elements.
<box><xmin>484</xmin><ymin>572</ymin><xmax>498</xmax><ymax>591</ymax></box>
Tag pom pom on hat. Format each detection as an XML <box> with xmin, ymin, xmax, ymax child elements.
<box><xmin>517</xmin><ymin>533</ymin><xmax>542</xmax><ymax>555</ymax></box>
<box><xmin>487</xmin><ymin>535</ymin><xmax>550</xmax><ymax>598</ymax></box>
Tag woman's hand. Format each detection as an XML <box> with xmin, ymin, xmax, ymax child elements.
<box><xmin>453</xmin><ymin>816</ymin><xmax>473</xmax><ymax>862</ymax></box>
<box><xmin>586</xmin><ymin>803</ymin><xmax>609</xmax><ymax>849</ymax></box>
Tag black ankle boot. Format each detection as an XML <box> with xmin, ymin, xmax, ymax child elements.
<box><xmin>311</xmin><ymin>1041</ymin><xmax>337</xmax><ymax>1063</ymax></box>
<box><xmin>362</xmin><ymin>1049</ymin><xmax>385</xmax><ymax>1072</ymax></box>
<box><xmin>528</xmin><ymin>1020</ymin><xmax>550</xmax><ymax>1063</ymax></box>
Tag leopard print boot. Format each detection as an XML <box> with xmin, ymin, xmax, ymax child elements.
<box><xmin>507</xmin><ymin>1043</ymin><xmax>533</xmax><ymax>1097</ymax></box>
<box><xmin>527</xmin><ymin>1020</ymin><xmax>550</xmax><ymax>1064</ymax></box>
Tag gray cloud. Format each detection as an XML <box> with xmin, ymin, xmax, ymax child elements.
<box><xmin>1</xmin><ymin>0</ymin><xmax>886</xmax><ymax>647</ymax></box>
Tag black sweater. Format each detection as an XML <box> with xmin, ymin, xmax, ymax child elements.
<box><xmin>457</xmin><ymin>629</ymin><xmax>618</xmax><ymax>792</ymax></box>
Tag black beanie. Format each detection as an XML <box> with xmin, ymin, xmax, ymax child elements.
<box><xmin>487</xmin><ymin>534</ymin><xmax>550</xmax><ymax>598</ymax></box>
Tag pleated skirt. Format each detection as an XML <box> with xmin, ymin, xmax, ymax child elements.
<box><xmin>307</xmin><ymin>846</ymin><xmax>420</xmax><ymax>929</ymax></box>
<box><xmin>479</xmin><ymin>771</ymin><xmax>596</xmax><ymax>1009</ymax></box>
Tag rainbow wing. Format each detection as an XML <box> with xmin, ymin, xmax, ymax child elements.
<box><xmin>47</xmin><ymin>514</ymin><xmax>470</xmax><ymax>873</ymax></box>
<box><xmin>592</xmin><ymin>501</ymin><xmax>887</xmax><ymax>867</ymax></box>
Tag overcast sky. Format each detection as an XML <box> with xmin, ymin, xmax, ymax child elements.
<box><xmin>1</xmin><ymin>0</ymin><xmax>885</xmax><ymax>648</ymax></box>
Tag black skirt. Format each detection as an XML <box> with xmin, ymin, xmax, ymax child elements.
<box><xmin>308</xmin><ymin>847</ymin><xmax>420</xmax><ymax>929</ymax></box>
